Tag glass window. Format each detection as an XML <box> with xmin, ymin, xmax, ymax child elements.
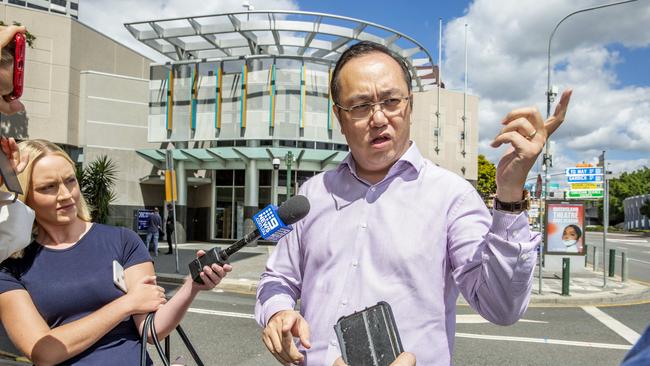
<box><xmin>234</xmin><ymin>169</ymin><xmax>245</xmax><ymax>186</ymax></box>
<box><xmin>216</xmin><ymin>140</ymin><xmax>234</xmax><ymax>147</ymax></box>
<box><xmin>8</xmin><ymin>0</ymin><xmax>26</xmax><ymax>6</ymax></box>
<box><xmin>51</xmin><ymin>0</ymin><xmax>66</xmax><ymax>6</ymax></box>
<box><xmin>27</xmin><ymin>2</ymin><xmax>48</xmax><ymax>11</ymax></box>
<box><xmin>214</xmin><ymin>170</ymin><xmax>234</xmax><ymax>186</ymax></box>
<box><xmin>259</xmin><ymin>170</ymin><xmax>271</xmax><ymax>186</ymax></box>
<box><xmin>279</xmin><ymin>140</ymin><xmax>297</xmax><ymax>147</ymax></box>
<box><xmin>70</xmin><ymin>1</ymin><xmax>78</xmax><ymax>10</ymax></box>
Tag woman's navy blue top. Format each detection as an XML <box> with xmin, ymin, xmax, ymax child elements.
<box><xmin>0</xmin><ymin>224</ymin><xmax>153</xmax><ymax>365</ymax></box>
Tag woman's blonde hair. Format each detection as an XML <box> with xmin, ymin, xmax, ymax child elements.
<box><xmin>17</xmin><ymin>139</ymin><xmax>91</xmax><ymax>221</ymax></box>
<box><xmin>1</xmin><ymin>140</ymin><xmax>91</xmax><ymax>259</ymax></box>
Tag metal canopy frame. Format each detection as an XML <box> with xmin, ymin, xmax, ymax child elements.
<box><xmin>136</xmin><ymin>146</ymin><xmax>348</xmax><ymax>171</ymax></box>
<box><xmin>125</xmin><ymin>10</ymin><xmax>439</xmax><ymax>91</ymax></box>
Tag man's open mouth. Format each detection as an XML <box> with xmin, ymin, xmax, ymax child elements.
<box><xmin>371</xmin><ymin>135</ymin><xmax>391</xmax><ymax>145</ymax></box>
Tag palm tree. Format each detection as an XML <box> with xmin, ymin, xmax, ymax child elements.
<box><xmin>79</xmin><ymin>155</ymin><xmax>117</xmax><ymax>224</ymax></box>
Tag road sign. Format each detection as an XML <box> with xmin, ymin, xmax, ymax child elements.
<box><xmin>567</xmin><ymin>190</ymin><xmax>604</xmax><ymax>198</ymax></box>
<box><xmin>566</xmin><ymin>167</ymin><xmax>603</xmax><ymax>176</ymax></box>
<box><xmin>570</xmin><ymin>182</ymin><xmax>603</xmax><ymax>191</ymax></box>
<box><xmin>567</xmin><ymin>174</ymin><xmax>603</xmax><ymax>183</ymax></box>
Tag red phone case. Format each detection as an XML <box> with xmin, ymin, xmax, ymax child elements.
<box><xmin>5</xmin><ymin>32</ymin><xmax>25</xmax><ymax>101</ymax></box>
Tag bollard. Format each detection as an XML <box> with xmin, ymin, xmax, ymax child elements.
<box><xmin>621</xmin><ymin>251</ymin><xmax>628</xmax><ymax>282</ymax></box>
<box><xmin>584</xmin><ymin>244</ymin><xmax>588</xmax><ymax>267</ymax></box>
<box><xmin>608</xmin><ymin>248</ymin><xmax>616</xmax><ymax>277</ymax></box>
<box><xmin>562</xmin><ymin>257</ymin><xmax>570</xmax><ymax>296</ymax></box>
<box><xmin>593</xmin><ymin>246</ymin><xmax>598</xmax><ymax>271</ymax></box>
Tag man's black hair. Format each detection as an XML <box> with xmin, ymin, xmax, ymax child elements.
<box><xmin>330</xmin><ymin>41</ymin><xmax>412</xmax><ymax>105</ymax></box>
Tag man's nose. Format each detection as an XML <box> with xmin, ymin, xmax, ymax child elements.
<box><xmin>369</xmin><ymin>105</ymin><xmax>388</xmax><ymax>127</ymax></box>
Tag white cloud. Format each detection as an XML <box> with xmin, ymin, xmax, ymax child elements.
<box><xmin>78</xmin><ymin>0</ymin><xmax>299</xmax><ymax>62</ymax></box>
<box><xmin>441</xmin><ymin>0</ymin><xmax>650</xmax><ymax>173</ymax></box>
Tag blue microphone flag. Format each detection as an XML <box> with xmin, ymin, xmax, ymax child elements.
<box><xmin>253</xmin><ymin>204</ymin><xmax>293</xmax><ymax>241</ymax></box>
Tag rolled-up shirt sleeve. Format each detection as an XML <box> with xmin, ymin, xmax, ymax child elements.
<box><xmin>447</xmin><ymin>188</ymin><xmax>540</xmax><ymax>326</ymax></box>
<box><xmin>255</xmin><ymin>221</ymin><xmax>303</xmax><ymax>327</ymax></box>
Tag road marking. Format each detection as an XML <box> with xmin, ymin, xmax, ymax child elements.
<box><xmin>188</xmin><ymin>308</ymin><xmax>255</xmax><ymax>319</ymax></box>
<box><xmin>455</xmin><ymin>332</ymin><xmax>632</xmax><ymax>350</ymax></box>
<box><xmin>457</xmin><ymin>314</ymin><xmax>547</xmax><ymax>324</ymax></box>
<box><xmin>608</xmin><ymin>239</ymin><xmax>648</xmax><ymax>243</ymax></box>
<box><xmin>628</xmin><ymin>258</ymin><xmax>650</xmax><ymax>265</ymax></box>
<box><xmin>581</xmin><ymin>306</ymin><xmax>640</xmax><ymax>344</ymax></box>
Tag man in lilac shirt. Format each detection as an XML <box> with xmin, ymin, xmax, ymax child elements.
<box><xmin>255</xmin><ymin>41</ymin><xmax>572</xmax><ymax>366</ymax></box>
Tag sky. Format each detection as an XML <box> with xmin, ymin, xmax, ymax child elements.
<box><xmin>78</xmin><ymin>0</ymin><xmax>650</xmax><ymax>181</ymax></box>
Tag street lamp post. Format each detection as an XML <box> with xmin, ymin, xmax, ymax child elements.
<box><xmin>542</xmin><ymin>0</ymin><xmax>639</xmax><ymax>293</ymax></box>
<box><xmin>272</xmin><ymin>157</ymin><xmax>280</xmax><ymax>206</ymax></box>
<box><xmin>242</xmin><ymin>1</ymin><xmax>254</xmax><ymax>21</ymax></box>
<box><xmin>285</xmin><ymin>151</ymin><xmax>294</xmax><ymax>202</ymax></box>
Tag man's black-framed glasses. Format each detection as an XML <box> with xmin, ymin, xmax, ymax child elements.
<box><xmin>336</xmin><ymin>95</ymin><xmax>411</xmax><ymax>121</ymax></box>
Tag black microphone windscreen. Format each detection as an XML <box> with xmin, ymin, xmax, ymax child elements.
<box><xmin>277</xmin><ymin>195</ymin><xmax>310</xmax><ymax>225</ymax></box>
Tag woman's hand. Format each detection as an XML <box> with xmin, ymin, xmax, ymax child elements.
<box><xmin>123</xmin><ymin>275</ymin><xmax>166</xmax><ymax>315</ymax></box>
<box><xmin>0</xmin><ymin>137</ymin><xmax>27</xmax><ymax>187</ymax></box>
<box><xmin>189</xmin><ymin>250</ymin><xmax>233</xmax><ymax>292</ymax></box>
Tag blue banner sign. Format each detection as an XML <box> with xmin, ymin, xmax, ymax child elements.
<box><xmin>567</xmin><ymin>175</ymin><xmax>604</xmax><ymax>183</ymax></box>
<box><xmin>565</xmin><ymin>167</ymin><xmax>603</xmax><ymax>176</ymax></box>
<box><xmin>137</xmin><ymin>209</ymin><xmax>154</xmax><ymax>231</ymax></box>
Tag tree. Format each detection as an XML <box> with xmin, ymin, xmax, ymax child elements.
<box><xmin>477</xmin><ymin>154</ymin><xmax>496</xmax><ymax>200</ymax></box>
<box><xmin>599</xmin><ymin>167</ymin><xmax>650</xmax><ymax>225</ymax></box>
<box><xmin>641</xmin><ymin>199</ymin><xmax>650</xmax><ymax>219</ymax></box>
<box><xmin>79</xmin><ymin>155</ymin><xmax>117</xmax><ymax>224</ymax></box>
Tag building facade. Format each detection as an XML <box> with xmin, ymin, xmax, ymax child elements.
<box><xmin>1</xmin><ymin>6</ymin><xmax>479</xmax><ymax>244</ymax></box>
<box><xmin>1</xmin><ymin>0</ymin><xmax>78</xmax><ymax>18</ymax></box>
<box><xmin>0</xmin><ymin>3</ymin><xmax>157</xmax><ymax>229</ymax></box>
<box><xmin>128</xmin><ymin>11</ymin><xmax>479</xmax><ymax>243</ymax></box>
<box><xmin>624</xmin><ymin>194</ymin><xmax>650</xmax><ymax>230</ymax></box>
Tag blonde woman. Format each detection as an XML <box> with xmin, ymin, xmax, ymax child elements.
<box><xmin>0</xmin><ymin>139</ymin><xmax>231</xmax><ymax>365</ymax></box>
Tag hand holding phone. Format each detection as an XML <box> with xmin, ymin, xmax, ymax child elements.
<box><xmin>334</xmin><ymin>302</ymin><xmax>404</xmax><ymax>366</ymax></box>
<box><xmin>0</xmin><ymin>25</ymin><xmax>25</xmax><ymax>115</ymax></box>
<box><xmin>5</xmin><ymin>32</ymin><xmax>25</xmax><ymax>101</ymax></box>
<box><xmin>0</xmin><ymin>137</ymin><xmax>26</xmax><ymax>194</ymax></box>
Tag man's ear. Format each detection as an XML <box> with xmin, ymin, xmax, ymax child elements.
<box><xmin>332</xmin><ymin>104</ymin><xmax>340</xmax><ymax>122</ymax></box>
<box><xmin>333</xmin><ymin>105</ymin><xmax>344</xmax><ymax>133</ymax></box>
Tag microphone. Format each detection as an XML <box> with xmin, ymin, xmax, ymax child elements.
<box><xmin>189</xmin><ymin>195</ymin><xmax>310</xmax><ymax>284</ymax></box>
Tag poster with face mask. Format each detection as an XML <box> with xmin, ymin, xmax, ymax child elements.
<box><xmin>545</xmin><ymin>201</ymin><xmax>585</xmax><ymax>255</ymax></box>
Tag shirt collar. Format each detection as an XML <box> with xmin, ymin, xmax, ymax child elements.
<box><xmin>338</xmin><ymin>141</ymin><xmax>425</xmax><ymax>179</ymax></box>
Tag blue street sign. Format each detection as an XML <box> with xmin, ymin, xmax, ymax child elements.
<box><xmin>567</xmin><ymin>174</ymin><xmax>604</xmax><ymax>183</ymax></box>
<box><xmin>565</xmin><ymin>167</ymin><xmax>603</xmax><ymax>176</ymax></box>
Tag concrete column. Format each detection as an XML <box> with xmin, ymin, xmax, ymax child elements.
<box><xmin>175</xmin><ymin>142</ymin><xmax>188</xmax><ymax>244</ymax></box>
<box><xmin>244</xmin><ymin>159</ymin><xmax>259</xmax><ymax>245</ymax></box>
<box><xmin>271</xmin><ymin>167</ymin><xmax>279</xmax><ymax>206</ymax></box>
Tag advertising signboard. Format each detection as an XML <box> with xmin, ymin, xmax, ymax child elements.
<box><xmin>545</xmin><ymin>201</ymin><xmax>585</xmax><ymax>255</ymax></box>
<box><xmin>137</xmin><ymin>209</ymin><xmax>154</xmax><ymax>232</ymax></box>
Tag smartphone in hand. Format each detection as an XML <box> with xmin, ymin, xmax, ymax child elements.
<box><xmin>113</xmin><ymin>260</ymin><xmax>127</xmax><ymax>293</ymax></box>
<box><xmin>334</xmin><ymin>301</ymin><xmax>404</xmax><ymax>366</ymax></box>
<box><xmin>4</xmin><ymin>32</ymin><xmax>25</xmax><ymax>102</ymax></box>
<box><xmin>0</xmin><ymin>150</ymin><xmax>22</xmax><ymax>194</ymax></box>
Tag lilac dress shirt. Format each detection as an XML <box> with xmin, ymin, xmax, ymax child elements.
<box><xmin>255</xmin><ymin>143</ymin><xmax>539</xmax><ymax>366</ymax></box>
